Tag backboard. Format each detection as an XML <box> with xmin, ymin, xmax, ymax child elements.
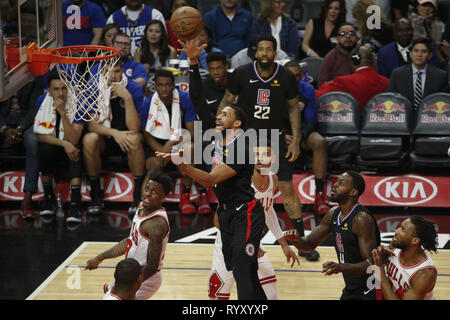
<box><xmin>0</xmin><ymin>0</ymin><xmax>63</xmax><ymax>99</ymax></box>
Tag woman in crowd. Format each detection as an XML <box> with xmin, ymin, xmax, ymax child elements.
<box><xmin>99</xmin><ymin>23</ymin><xmax>120</xmax><ymax>47</ymax></box>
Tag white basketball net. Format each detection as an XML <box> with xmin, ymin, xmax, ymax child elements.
<box><xmin>54</xmin><ymin>47</ymin><xmax>120</xmax><ymax>122</ymax></box>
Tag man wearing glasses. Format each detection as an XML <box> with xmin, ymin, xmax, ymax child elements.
<box><xmin>112</xmin><ymin>33</ymin><xmax>148</xmax><ymax>88</ymax></box>
<box><xmin>318</xmin><ymin>23</ymin><xmax>358</xmax><ymax>87</ymax></box>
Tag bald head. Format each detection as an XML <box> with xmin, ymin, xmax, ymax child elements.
<box><xmin>353</xmin><ymin>45</ymin><xmax>374</xmax><ymax>69</ymax></box>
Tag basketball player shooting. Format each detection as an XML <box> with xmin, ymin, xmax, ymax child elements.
<box><xmin>284</xmin><ymin>171</ymin><xmax>381</xmax><ymax>300</ymax></box>
<box><xmin>85</xmin><ymin>172</ymin><xmax>173</xmax><ymax>300</ymax></box>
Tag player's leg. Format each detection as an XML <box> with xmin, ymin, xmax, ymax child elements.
<box><xmin>257</xmin><ymin>249</ymin><xmax>278</xmax><ymax>300</ymax></box>
<box><xmin>38</xmin><ymin>142</ymin><xmax>56</xmax><ymax>216</ymax></box>
<box><xmin>66</xmin><ymin>145</ymin><xmax>83</xmax><ymax>224</ymax></box>
<box><xmin>302</xmin><ymin>131</ymin><xmax>329</xmax><ymax>218</ymax></box>
<box><xmin>21</xmin><ymin>128</ymin><xmax>39</xmax><ymax>218</ymax></box>
<box><xmin>208</xmin><ymin>230</ymin><xmax>235</xmax><ymax>300</ymax></box>
<box><xmin>126</xmin><ymin>132</ymin><xmax>146</xmax><ymax>217</ymax></box>
<box><xmin>82</xmin><ymin>132</ymin><xmax>105</xmax><ymax>215</ymax></box>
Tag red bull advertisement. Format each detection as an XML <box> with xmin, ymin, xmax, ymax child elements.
<box><xmin>369</xmin><ymin>101</ymin><xmax>406</xmax><ymax>123</ymax></box>
<box><xmin>318</xmin><ymin>100</ymin><xmax>353</xmax><ymax>122</ymax></box>
<box><xmin>420</xmin><ymin>101</ymin><xmax>450</xmax><ymax>124</ymax></box>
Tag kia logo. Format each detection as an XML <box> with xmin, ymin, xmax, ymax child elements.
<box><xmin>0</xmin><ymin>171</ymin><xmax>44</xmax><ymax>200</ymax></box>
<box><xmin>374</xmin><ymin>175</ymin><xmax>438</xmax><ymax>205</ymax></box>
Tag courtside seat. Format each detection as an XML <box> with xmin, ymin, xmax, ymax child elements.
<box><xmin>356</xmin><ymin>93</ymin><xmax>413</xmax><ymax>171</ymax></box>
<box><xmin>409</xmin><ymin>93</ymin><xmax>450</xmax><ymax>169</ymax></box>
<box><xmin>316</xmin><ymin>92</ymin><xmax>360</xmax><ymax>170</ymax></box>
<box><xmin>299</xmin><ymin>56</ymin><xmax>323</xmax><ymax>88</ymax></box>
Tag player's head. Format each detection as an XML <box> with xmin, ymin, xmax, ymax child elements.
<box><xmin>112</xmin><ymin>33</ymin><xmax>132</xmax><ymax>58</ymax></box>
<box><xmin>215</xmin><ymin>105</ymin><xmax>247</xmax><ymax>133</ymax></box>
<box><xmin>255</xmin><ymin>34</ymin><xmax>278</xmax><ymax>68</ymax></box>
<box><xmin>113</xmin><ymin>258</ymin><xmax>143</xmax><ymax>297</ymax></box>
<box><xmin>154</xmin><ymin>69</ymin><xmax>176</xmax><ymax>105</ymax></box>
<box><xmin>336</xmin><ymin>22</ymin><xmax>358</xmax><ymax>51</ymax></box>
<box><xmin>253</xmin><ymin>142</ymin><xmax>273</xmax><ymax>175</ymax></box>
<box><xmin>142</xmin><ymin>172</ymin><xmax>173</xmax><ymax>210</ymax></box>
<box><xmin>107</xmin><ymin>61</ymin><xmax>124</xmax><ymax>84</ymax></box>
<box><xmin>206</xmin><ymin>51</ymin><xmax>228</xmax><ymax>86</ymax></box>
<box><xmin>391</xmin><ymin>216</ymin><xmax>438</xmax><ymax>253</ymax></box>
<box><xmin>284</xmin><ymin>60</ymin><xmax>302</xmax><ymax>83</ymax></box>
<box><xmin>47</xmin><ymin>70</ymin><xmax>68</xmax><ymax>102</ymax></box>
<box><xmin>330</xmin><ymin>170</ymin><xmax>365</xmax><ymax>203</ymax></box>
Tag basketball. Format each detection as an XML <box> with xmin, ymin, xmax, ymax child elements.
<box><xmin>170</xmin><ymin>6</ymin><xmax>203</xmax><ymax>41</ymax></box>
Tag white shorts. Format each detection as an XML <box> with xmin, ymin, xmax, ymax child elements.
<box><xmin>208</xmin><ymin>229</ymin><xmax>277</xmax><ymax>300</ymax></box>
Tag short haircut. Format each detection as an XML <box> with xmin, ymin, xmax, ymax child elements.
<box><xmin>47</xmin><ymin>70</ymin><xmax>62</xmax><ymax>86</ymax></box>
<box><xmin>346</xmin><ymin>170</ymin><xmax>365</xmax><ymax>198</ymax></box>
<box><xmin>256</xmin><ymin>34</ymin><xmax>277</xmax><ymax>51</ymax></box>
<box><xmin>114</xmin><ymin>258</ymin><xmax>141</xmax><ymax>289</ymax></box>
<box><xmin>206</xmin><ymin>51</ymin><xmax>228</xmax><ymax>66</ymax></box>
<box><xmin>228</xmin><ymin>105</ymin><xmax>248</xmax><ymax>130</ymax></box>
<box><xmin>411</xmin><ymin>37</ymin><xmax>432</xmax><ymax>52</ymax></box>
<box><xmin>155</xmin><ymin>69</ymin><xmax>175</xmax><ymax>83</ymax></box>
<box><xmin>409</xmin><ymin>216</ymin><xmax>438</xmax><ymax>253</ymax></box>
<box><xmin>112</xmin><ymin>32</ymin><xmax>130</xmax><ymax>43</ymax></box>
<box><xmin>149</xmin><ymin>172</ymin><xmax>173</xmax><ymax>195</ymax></box>
<box><xmin>337</xmin><ymin>22</ymin><xmax>357</xmax><ymax>33</ymax></box>
<box><xmin>284</xmin><ymin>60</ymin><xmax>300</xmax><ymax>69</ymax></box>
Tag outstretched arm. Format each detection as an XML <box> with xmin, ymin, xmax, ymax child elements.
<box><xmin>141</xmin><ymin>216</ymin><xmax>169</xmax><ymax>280</ymax></box>
<box><xmin>85</xmin><ymin>237</ymin><xmax>128</xmax><ymax>270</ymax></box>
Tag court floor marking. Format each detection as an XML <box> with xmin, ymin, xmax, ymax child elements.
<box><xmin>26</xmin><ymin>241</ymin><xmax>450</xmax><ymax>300</ymax></box>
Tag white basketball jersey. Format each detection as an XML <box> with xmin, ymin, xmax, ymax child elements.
<box><xmin>102</xmin><ymin>290</ymin><xmax>122</xmax><ymax>300</ymax></box>
<box><xmin>251</xmin><ymin>173</ymin><xmax>274</xmax><ymax>213</ymax></box>
<box><xmin>386</xmin><ymin>248</ymin><xmax>436</xmax><ymax>300</ymax></box>
<box><xmin>125</xmin><ymin>206</ymin><xmax>169</xmax><ymax>269</ymax></box>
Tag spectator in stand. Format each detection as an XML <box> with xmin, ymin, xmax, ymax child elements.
<box><xmin>62</xmin><ymin>0</ymin><xmax>106</xmax><ymax>46</ymax></box>
<box><xmin>204</xmin><ymin>0</ymin><xmax>254</xmax><ymax>58</ymax></box>
<box><xmin>387</xmin><ymin>38</ymin><xmax>449</xmax><ymax>111</ymax></box>
<box><xmin>165</xmin><ymin>0</ymin><xmax>192</xmax><ymax>51</ymax></box>
<box><xmin>318</xmin><ymin>22</ymin><xmax>358</xmax><ymax>87</ymax></box>
<box><xmin>301</xmin><ymin>0</ymin><xmax>346</xmax><ymax>59</ymax></box>
<box><xmin>0</xmin><ymin>76</ymin><xmax>44</xmax><ymax>219</ymax></box>
<box><xmin>99</xmin><ymin>23</ymin><xmax>120</xmax><ymax>47</ymax></box>
<box><xmin>284</xmin><ymin>60</ymin><xmax>330</xmax><ymax>220</ymax></box>
<box><xmin>133</xmin><ymin>20</ymin><xmax>177</xmax><ymax>77</ymax></box>
<box><xmin>249</xmin><ymin>0</ymin><xmax>299</xmax><ymax>59</ymax></box>
<box><xmin>112</xmin><ymin>33</ymin><xmax>149</xmax><ymax>88</ymax></box>
<box><xmin>352</xmin><ymin>0</ymin><xmax>394</xmax><ymax>53</ymax></box>
<box><xmin>106</xmin><ymin>0</ymin><xmax>166</xmax><ymax>56</ymax></box>
<box><xmin>316</xmin><ymin>45</ymin><xmax>390</xmax><ymax>112</ymax></box>
<box><xmin>378</xmin><ymin>18</ymin><xmax>414</xmax><ymax>78</ymax></box>
<box><xmin>179</xmin><ymin>25</ymin><xmax>222</xmax><ymax>70</ymax></box>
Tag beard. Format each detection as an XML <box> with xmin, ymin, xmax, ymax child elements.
<box><xmin>390</xmin><ymin>239</ymin><xmax>409</xmax><ymax>250</ymax></box>
<box><xmin>340</xmin><ymin>41</ymin><xmax>357</xmax><ymax>51</ymax></box>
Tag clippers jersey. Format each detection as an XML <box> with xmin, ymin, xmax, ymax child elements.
<box><xmin>386</xmin><ymin>248</ymin><xmax>436</xmax><ymax>300</ymax></box>
<box><xmin>330</xmin><ymin>204</ymin><xmax>381</xmax><ymax>291</ymax></box>
<box><xmin>227</xmin><ymin>61</ymin><xmax>299</xmax><ymax>130</ymax></box>
<box><xmin>125</xmin><ymin>206</ymin><xmax>169</xmax><ymax>269</ymax></box>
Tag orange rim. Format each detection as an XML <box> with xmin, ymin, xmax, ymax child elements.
<box><xmin>48</xmin><ymin>45</ymin><xmax>120</xmax><ymax>64</ymax></box>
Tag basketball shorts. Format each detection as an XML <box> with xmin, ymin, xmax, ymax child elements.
<box><xmin>277</xmin><ymin>133</ymin><xmax>294</xmax><ymax>181</ymax></box>
<box><xmin>208</xmin><ymin>229</ymin><xmax>277</xmax><ymax>300</ymax></box>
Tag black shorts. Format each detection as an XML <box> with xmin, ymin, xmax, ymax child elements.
<box><xmin>276</xmin><ymin>133</ymin><xmax>294</xmax><ymax>181</ymax></box>
<box><xmin>103</xmin><ymin>136</ymin><xmax>126</xmax><ymax>158</ymax></box>
<box><xmin>340</xmin><ymin>286</ymin><xmax>378</xmax><ymax>300</ymax></box>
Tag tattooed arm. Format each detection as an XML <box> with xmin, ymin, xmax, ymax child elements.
<box><xmin>140</xmin><ymin>216</ymin><xmax>169</xmax><ymax>280</ymax></box>
<box><xmin>85</xmin><ymin>238</ymin><xmax>129</xmax><ymax>270</ymax></box>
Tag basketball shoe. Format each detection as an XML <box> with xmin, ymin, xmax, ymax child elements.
<box><xmin>40</xmin><ymin>193</ymin><xmax>55</xmax><ymax>216</ymax></box>
<box><xmin>66</xmin><ymin>203</ymin><xmax>82</xmax><ymax>224</ymax></box>
<box><xmin>87</xmin><ymin>189</ymin><xmax>104</xmax><ymax>215</ymax></box>
<box><xmin>179</xmin><ymin>192</ymin><xmax>196</xmax><ymax>215</ymax></box>
<box><xmin>197</xmin><ymin>192</ymin><xmax>211</xmax><ymax>215</ymax></box>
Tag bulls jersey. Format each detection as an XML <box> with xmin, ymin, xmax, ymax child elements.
<box><xmin>330</xmin><ymin>204</ymin><xmax>381</xmax><ymax>291</ymax></box>
<box><xmin>251</xmin><ymin>174</ymin><xmax>275</xmax><ymax>214</ymax></box>
<box><xmin>227</xmin><ymin>61</ymin><xmax>300</xmax><ymax>130</ymax></box>
<box><xmin>386</xmin><ymin>249</ymin><xmax>436</xmax><ymax>300</ymax></box>
<box><xmin>102</xmin><ymin>290</ymin><xmax>122</xmax><ymax>300</ymax></box>
<box><xmin>125</xmin><ymin>206</ymin><xmax>169</xmax><ymax>270</ymax></box>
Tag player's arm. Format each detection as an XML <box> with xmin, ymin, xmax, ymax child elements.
<box><xmin>90</xmin><ymin>27</ymin><xmax>103</xmax><ymax>45</ymax></box>
<box><xmin>284</xmin><ymin>207</ymin><xmax>335</xmax><ymax>251</ymax></box>
<box><xmin>88</xmin><ymin>116</ymin><xmax>137</xmax><ymax>153</ymax></box>
<box><xmin>324</xmin><ymin>211</ymin><xmax>378</xmax><ymax>275</ymax></box>
<box><xmin>286</xmin><ymin>96</ymin><xmax>301</xmax><ymax>162</ymax></box>
<box><xmin>390</xmin><ymin>268</ymin><xmax>437</xmax><ymax>300</ymax></box>
<box><xmin>217</xmin><ymin>89</ymin><xmax>236</xmax><ymax>115</ymax></box>
<box><xmin>141</xmin><ymin>216</ymin><xmax>169</xmax><ymax>280</ymax></box>
<box><xmin>85</xmin><ymin>237</ymin><xmax>128</xmax><ymax>270</ymax></box>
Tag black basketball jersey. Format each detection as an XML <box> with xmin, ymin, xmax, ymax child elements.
<box><xmin>209</xmin><ymin>133</ymin><xmax>255</xmax><ymax>205</ymax></box>
<box><xmin>227</xmin><ymin>62</ymin><xmax>299</xmax><ymax>130</ymax></box>
<box><xmin>330</xmin><ymin>204</ymin><xmax>381</xmax><ymax>291</ymax></box>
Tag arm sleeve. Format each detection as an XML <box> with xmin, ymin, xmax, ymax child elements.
<box><xmin>227</xmin><ymin>68</ymin><xmax>241</xmax><ymax>96</ymax></box>
<box><xmin>188</xmin><ymin>64</ymin><xmax>215</xmax><ymax>129</ymax></box>
<box><xmin>265</xmin><ymin>206</ymin><xmax>284</xmax><ymax>241</ymax></box>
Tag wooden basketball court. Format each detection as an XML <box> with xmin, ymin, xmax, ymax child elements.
<box><xmin>27</xmin><ymin>242</ymin><xmax>450</xmax><ymax>300</ymax></box>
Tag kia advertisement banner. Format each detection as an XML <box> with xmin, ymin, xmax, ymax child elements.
<box><xmin>1</xmin><ymin>171</ymin><xmax>449</xmax><ymax>208</ymax></box>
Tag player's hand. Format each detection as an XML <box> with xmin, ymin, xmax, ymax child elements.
<box><xmin>63</xmin><ymin>141</ymin><xmax>80</xmax><ymax>161</ymax></box>
<box><xmin>113</xmin><ymin>130</ymin><xmax>136</xmax><ymax>153</ymax></box>
<box><xmin>281</xmin><ymin>243</ymin><xmax>300</xmax><ymax>267</ymax></box>
<box><xmin>257</xmin><ymin>248</ymin><xmax>266</xmax><ymax>258</ymax></box>
<box><xmin>54</xmin><ymin>97</ymin><xmax>67</xmax><ymax>116</ymax></box>
<box><xmin>111</xmin><ymin>83</ymin><xmax>131</xmax><ymax>101</ymax></box>
<box><xmin>85</xmin><ymin>256</ymin><xmax>103</xmax><ymax>270</ymax></box>
<box><xmin>322</xmin><ymin>261</ymin><xmax>342</xmax><ymax>275</ymax></box>
<box><xmin>285</xmin><ymin>139</ymin><xmax>300</xmax><ymax>162</ymax></box>
<box><xmin>155</xmin><ymin>148</ymin><xmax>184</xmax><ymax>165</ymax></box>
<box><xmin>177</xmin><ymin>39</ymin><xmax>207</xmax><ymax>64</ymax></box>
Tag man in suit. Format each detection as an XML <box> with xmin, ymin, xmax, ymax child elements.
<box><xmin>388</xmin><ymin>38</ymin><xmax>449</xmax><ymax>111</ymax></box>
<box><xmin>316</xmin><ymin>45</ymin><xmax>389</xmax><ymax>112</ymax></box>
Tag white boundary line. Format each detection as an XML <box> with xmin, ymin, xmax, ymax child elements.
<box><xmin>26</xmin><ymin>241</ymin><xmax>89</xmax><ymax>300</ymax></box>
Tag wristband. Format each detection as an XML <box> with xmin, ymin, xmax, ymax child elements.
<box><xmin>307</xmin><ymin>48</ymin><xmax>312</xmax><ymax>56</ymax></box>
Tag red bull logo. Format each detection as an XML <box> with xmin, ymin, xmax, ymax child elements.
<box><xmin>372</xmin><ymin>101</ymin><xmax>405</xmax><ymax>114</ymax></box>
<box><xmin>154</xmin><ymin>120</ymin><xmax>163</xmax><ymax>127</ymax></box>
<box><xmin>318</xmin><ymin>100</ymin><xmax>353</xmax><ymax>122</ymax></box>
<box><xmin>421</xmin><ymin>101</ymin><xmax>450</xmax><ymax>123</ymax></box>
<box><xmin>321</xmin><ymin>100</ymin><xmax>352</xmax><ymax>113</ymax></box>
<box><xmin>38</xmin><ymin>121</ymin><xmax>55</xmax><ymax>129</ymax></box>
<box><xmin>423</xmin><ymin>101</ymin><xmax>450</xmax><ymax>114</ymax></box>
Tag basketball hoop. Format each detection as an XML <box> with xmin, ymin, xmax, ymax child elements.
<box><xmin>27</xmin><ymin>42</ymin><xmax>120</xmax><ymax>122</ymax></box>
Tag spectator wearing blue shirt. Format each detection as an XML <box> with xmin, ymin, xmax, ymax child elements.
<box><xmin>106</xmin><ymin>0</ymin><xmax>166</xmax><ymax>56</ymax></box>
<box><xmin>204</xmin><ymin>0</ymin><xmax>254</xmax><ymax>58</ymax></box>
<box><xmin>250</xmin><ymin>0</ymin><xmax>300</xmax><ymax>59</ymax></box>
<box><xmin>62</xmin><ymin>0</ymin><xmax>106</xmax><ymax>46</ymax></box>
<box><xmin>137</xmin><ymin>70</ymin><xmax>198</xmax><ymax>215</ymax></box>
<box><xmin>285</xmin><ymin>61</ymin><xmax>330</xmax><ymax>220</ymax></box>
<box><xmin>112</xmin><ymin>33</ymin><xmax>149</xmax><ymax>88</ymax></box>
<box><xmin>82</xmin><ymin>62</ymin><xmax>145</xmax><ymax>218</ymax></box>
